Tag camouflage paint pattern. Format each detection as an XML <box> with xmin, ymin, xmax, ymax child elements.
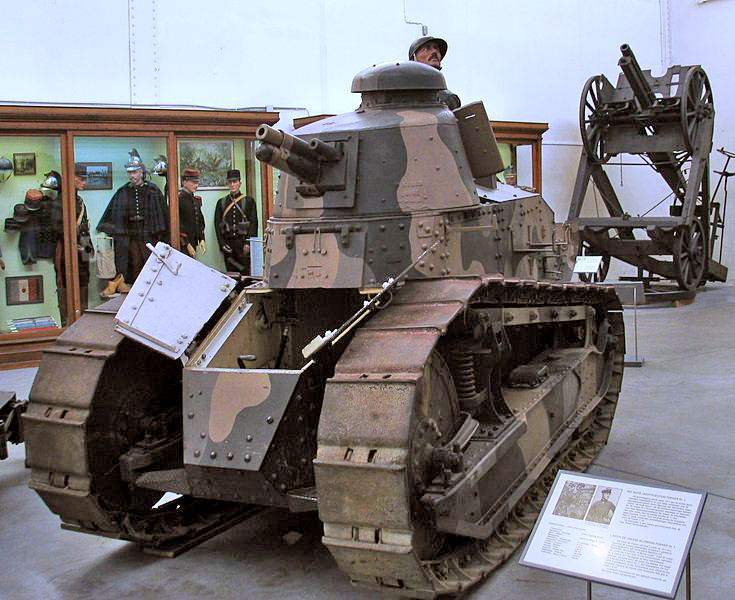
<box><xmin>262</xmin><ymin>64</ymin><xmax>567</xmax><ymax>291</ymax></box>
<box><xmin>183</xmin><ymin>367</ymin><xmax>303</xmax><ymax>470</ymax></box>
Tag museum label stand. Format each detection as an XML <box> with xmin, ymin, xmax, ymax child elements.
<box><xmin>520</xmin><ymin>470</ymin><xmax>706</xmax><ymax>599</ymax></box>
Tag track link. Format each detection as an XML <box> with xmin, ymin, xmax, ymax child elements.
<box><xmin>314</xmin><ymin>276</ymin><xmax>624</xmax><ymax>598</ymax></box>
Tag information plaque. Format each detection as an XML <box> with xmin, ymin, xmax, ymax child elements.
<box><xmin>574</xmin><ymin>255</ymin><xmax>603</xmax><ymax>275</ymax></box>
<box><xmin>519</xmin><ymin>471</ymin><xmax>706</xmax><ymax>598</ymax></box>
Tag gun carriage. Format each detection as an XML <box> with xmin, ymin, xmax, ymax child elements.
<box><xmin>567</xmin><ymin>44</ymin><xmax>727</xmax><ymax>290</ymax></box>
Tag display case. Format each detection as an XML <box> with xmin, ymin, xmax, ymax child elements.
<box><xmin>0</xmin><ymin>105</ymin><xmax>278</xmax><ymax>367</ymax></box>
<box><xmin>491</xmin><ymin>120</ymin><xmax>548</xmax><ymax>194</ymax></box>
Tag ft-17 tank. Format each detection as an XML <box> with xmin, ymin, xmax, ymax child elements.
<box><xmin>23</xmin><ymin>62</ymin><xmax>624</xmax><ymax>598</ymax></box>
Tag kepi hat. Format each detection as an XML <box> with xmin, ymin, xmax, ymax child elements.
<box><xmin>182</xmin><ymin>167</ymin><xmax>200</xmax><ymax>180</ymax></box>
<box><xmin>226</xmin><ymin>169</ymin><xmax>241</xmax><ymax>181</ymax></box>
<box><xmin>24</xmin><ymin>188</ymin><xmax>44</xmax><ymax>211</ymax></box>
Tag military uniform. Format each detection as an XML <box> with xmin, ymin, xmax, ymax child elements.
<box><xmin>97</xmin><ymin>180</ymin><xmax>168</xmax><ymax>283</ymax></box>
<box><xmin>55</xmin><ymin>193</ymin><xmax>93</xmax><ymax>326</ymax></box>
<box><xmin>178</xmin><ymin>188</ymin><xmax>205</xmax><ymax>250</ymax></box>
<box><xmin>586</xmin><ymin>497</ymin><xmax>616</xmax><ymax>524</ymax></box>
<box><xmin>408</xmin><ymin>35</ymin><xmax>461</xmax><ymax>110</ymax></box>
<box><xmin>214</xmin><ymin>192</ymin><xmax>258</xmax><ymax>274</ymax></box>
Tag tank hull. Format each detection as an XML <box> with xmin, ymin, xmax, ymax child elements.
<box><xmin>23</xmin><ymin>274</ymin><xmax>623</xmax><ymax>595</ymax></box>
<box><xmin>22</xmin><ymin>60</ymin><xmax>625</xmax><ymax>597</ymax></box>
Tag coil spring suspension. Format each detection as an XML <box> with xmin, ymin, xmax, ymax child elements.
<box><xmin>447</xmin><ymin>345</ymin><xmax>477</xmax><ymax>405</ymax></box>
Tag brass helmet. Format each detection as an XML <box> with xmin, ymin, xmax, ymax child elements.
<box><xmin>0</xmin><ymin>156</ymin><xmax>13</xmax><ymax>183</ymax></box>
<box><xmin>40</xmin><ymin>171</ymin><xmax>61</xmax><ymax>200</ymax></box>
<box><xmin>152</xmin><ymin>154</ymin><xmax>168</xmax><ymax>176</ymax></box>
<box><xmin>408</xmin><ymin>36</ymin><xmax>448</xmax><ymax>61</ymax></box>
<box><xmin>125</xmin><ymin>148</ymin><xmax>144</xmax><ymax>172</ymax></box>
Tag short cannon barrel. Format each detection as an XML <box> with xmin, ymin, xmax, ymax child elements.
<box><xmin>256</xmin><ymin>124</ymin><xmax>341</xmax><ymax>184</ymax></box>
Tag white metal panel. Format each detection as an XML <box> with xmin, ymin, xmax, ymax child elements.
<box><xmin>114</xmin><ymin>242</ymin><xmax>236</xmax><ymax>359</ymax></box>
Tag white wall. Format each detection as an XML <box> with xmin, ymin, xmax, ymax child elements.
<box><xmin>667</xmin><ymin>0</ymin><xmax>735</xmax><ymax>276</ymax></box>
<box><xmin>5</xmin><ymin>0</ymin><xmax>733</xmax><ymax>279</ymax></box>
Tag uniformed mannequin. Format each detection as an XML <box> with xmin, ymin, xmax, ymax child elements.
<box><xmin>214</xmin><ymin>169</ymin><xmax>258</xmax><ymax>274</ymax></box>
<box><xmin>97</xmin><ymin>149</ymin><xmax>168</xmax><ymax>296</ymax></box>
<box><xmin>408</xmin><ymin>35</ymin><xmax>461</xmax><ymax>110</ymax></box>
<box><xmin>178</xmin><ymin>167</ymin><xmax>205</xmax><ymax>258</ymax></box>
<box><xmin>53</xmin><ymin>165</ymin><xmax>94</xmax><ymax>326</ymax></box>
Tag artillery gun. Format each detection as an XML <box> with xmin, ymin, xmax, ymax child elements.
<box><xmin>23</xmin><ymin>61</ymin><xmax>624</xmax><ymax>598</ymax></box>
<box><xmin>568</xmin><ymin>44</ymin><xmax>727</xmax><ymax>290</ymax></box>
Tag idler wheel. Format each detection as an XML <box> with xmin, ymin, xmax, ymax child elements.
<box><xmin>408</xmin><ymin>350</ymin><xmax>460</xmax><ymax>559</ymax></box>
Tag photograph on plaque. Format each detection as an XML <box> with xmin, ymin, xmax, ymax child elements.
<box><xmin>552</xmin><ymin>480</ymin><xmax>597</xmax><ymax>520</ymax></box>
<box><xmin>585</xmin><ymin>485</ymin><xmax>621</xmax><ymax>525</ymax></box>
<box><xmin>520</xmin><ymin>470</ymin><xmax>706</xmax><ymax>599</ymax></box>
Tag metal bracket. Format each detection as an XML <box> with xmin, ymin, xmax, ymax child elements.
<box><xmin>145</xmin><ymin>242</ymin><xmax>181</xmax><ymax>276</ymax></box>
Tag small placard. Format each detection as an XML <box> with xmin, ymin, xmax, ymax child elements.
<box><xmin>574</xmin><ymin>255</ymin><xmax>603</xmax><ymax>274</ymax></box>
<box><xmin>519</xmin><ymin>470</ymin><xmax>706</xmax><ymax>598</ymax></box>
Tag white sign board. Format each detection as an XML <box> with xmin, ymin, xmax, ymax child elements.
<box><xmin>574</xmin><ymin>255</ymin><xmax>603</xmax><ymax>274</ymax></box>
<box><xmin>519</xmin><ymin>470</ymin><xmax>706</xmax><ymax>598</ymax></box>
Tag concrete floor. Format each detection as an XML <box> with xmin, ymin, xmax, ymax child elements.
<box><xmin>2</xmin><ymin>284</ymin><xmax>734</xmax><ymax>599</ymax></box>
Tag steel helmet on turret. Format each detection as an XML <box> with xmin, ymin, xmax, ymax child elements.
<box><xmin>408</xmin><ymin>35</ymin><xmax>448</xmax><ymax>61</ymax></box>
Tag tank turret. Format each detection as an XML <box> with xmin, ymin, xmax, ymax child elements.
<box><xmin>256</xmin><ymin>61</ymin><xmax>564</xmax><ymax>289</ymax></box>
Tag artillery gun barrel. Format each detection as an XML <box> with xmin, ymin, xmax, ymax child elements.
<box><xmin>619</xmin><ymin>44</ymin><xmax>656</xmax><ymax>110</ymax></box>
<box><xmin>255</xmin><ymin>124</ymin><xmax>321</xmax><ymax>183</ymax></box>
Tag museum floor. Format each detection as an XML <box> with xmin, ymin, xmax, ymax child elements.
<box><xmin>2</xmin><ymin>283</ymin><xmax>734</xmax><ymax>600</ymax></box>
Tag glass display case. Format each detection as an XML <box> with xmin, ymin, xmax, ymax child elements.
<box><xmin>0</xmin><ymin>105</ymin><xmax>277</xmax><ymax>367</ymax></box>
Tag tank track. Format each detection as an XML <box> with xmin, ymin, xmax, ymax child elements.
<box><xmin>23</xmin><ymin>299</ymin><xmax>254</xmax><ymax>553</ymax></box>
<box><xmin>315</xmin><ymin>276</ymin><xmax>624</xmax><ymax>598</ymax></box>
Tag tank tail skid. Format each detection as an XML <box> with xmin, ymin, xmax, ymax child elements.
<box><xmin>314</xmin><ymin>277</ymin><xmax>624</xmax><ymax>598</ymax></box>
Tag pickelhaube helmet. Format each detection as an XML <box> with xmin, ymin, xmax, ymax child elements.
<box><xmin>125</xmin><ymin>148</ymin><xmax>144</xmax><ymax>172</ymax></box>
<box><xmin>0</xmin><ymin>156</ymin><xmax>13</xmax><ymax>182</ymax></box>
<box><xmin>408</xmin><ymin>36</ymin><xmax>448</xmax><ymax>61</ymax></box>
<box><xmin>40</xmin><ymin>171</ymin><xmax>60</xmax><ymax>200</ymax></box>
<box><xmin>152</xmin><ymin>154</ymin><xmax>168</xmax><ymax>176</ymax></box>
